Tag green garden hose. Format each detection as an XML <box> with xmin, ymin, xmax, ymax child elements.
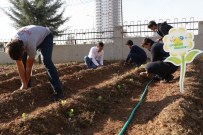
<box><xmin>118</xmin><ymin>79</ymin><xmax>154</xmax><ymax>135</ymax></box>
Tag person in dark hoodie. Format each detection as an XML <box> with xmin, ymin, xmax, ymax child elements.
<box><xmin>148</xmin><ymin>21</ymin><xmax>173</xmax><ymax>42</ymax></box>
<box><xmin>124</xmin><ymin>40</ymin><xmax>147</xmax><ymax>67</ymax></box>
<box><xmin>140</xmin><ymin>38</ymin><xmax>178</xmax><ymax>83</ymax></box>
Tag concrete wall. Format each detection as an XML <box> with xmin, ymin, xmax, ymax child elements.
<box><xmin>52</xmin><ymin>43</ymin><xmax>115</xmax><ymax>63</ymax></box>
<box><xmin>1</xmin><ymin>21</ymin><xmax>203</xmax><ymax>64</ymax></box>
<box><xmin>0</xmin><ymin>52</ymin><xmax>15</xmax><ymax>64</ymax></box>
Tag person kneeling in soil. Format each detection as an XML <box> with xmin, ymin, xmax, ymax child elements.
<box><xmin>140</xmin><ymin>38</ymin><xmax>178</xmax><ymax>83</ymax></box>
<box><xmin>4</xmin><ymin>25</ymin><xmax>63</xmax><ymax>101</ymax></box>
<box><xmin>84</xmin><ymin>42</ymin><xmax>104</xmax><ymax>69</ymax></box>
<box><xmin>124</xmin><ymin>40</ymin><xmax>147</xmax><ymax>67</ymax></box>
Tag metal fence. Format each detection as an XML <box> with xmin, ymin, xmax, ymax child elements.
<box><xmin>54</xmin><ymin>29</ymin><xmax>114</xmax><ymax>45</ymax></box>
<box><xmin>0</xmin><ymin>18</ymin><xmax>200</xmax><ymax>48</ymax></box>
<box><xmin>123</xmin><ymin>17</ymin><xmax>198</xmax><ymax>37</ymax></box>
<box><xmin>54</xmin><ymin>17</ymin><xmax>199</xmax><ymax>45</ymax></box>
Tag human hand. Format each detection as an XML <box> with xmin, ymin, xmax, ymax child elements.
<box><xmin>156</xmin><ymin>38</ymin><xmax>162</xmax><ymax>43</ymax></box>
<box><xmin>139</xmin><ymin>72</ymin><xmax>148</xmax><ymax>77</ymax></box>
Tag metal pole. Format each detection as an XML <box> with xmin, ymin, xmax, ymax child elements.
<box><xmin>121</xmin><ymin>0</ymin><xmax>124</xmax><ymax>59</ymax></box>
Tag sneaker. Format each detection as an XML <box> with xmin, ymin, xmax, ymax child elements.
<box><xmin>161</xmin><ymin>75</ymin><xmax>174</xmax><ymax>83</ymax></box>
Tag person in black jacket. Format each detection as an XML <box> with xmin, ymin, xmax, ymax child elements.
<box><xmin>124</xmin><ymin>40</ymin><xmax>147</xmax><ymax>67</ymax></box>
<box><xmin>148</xmin><ymin>21</ymin><xmax>173</xmax><ymax>42</ymax></box>
<box><xmin>140</xmin><ymin>38</ymin><xmax>178</xmax><ymax>82</ymax></box>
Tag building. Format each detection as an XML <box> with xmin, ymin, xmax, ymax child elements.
<box><xmin>96</xmin><ymin>0</ymin><xmax>122</xmax><ymax>42</ymax></box>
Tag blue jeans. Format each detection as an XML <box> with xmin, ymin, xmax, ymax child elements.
<box><xmin>23</xmin><ymin>34</ymin><xmax>62</xmax><ymax>96</ymax></box>
<box><xmin>84</xmin><ymin>56</ymin><xmax>99</xmax><ymax>69</ymax></box>
<box><xmin>38</xmin><ymin>33</ymin><xmax>62</xmax><ymax>94</ymax></box>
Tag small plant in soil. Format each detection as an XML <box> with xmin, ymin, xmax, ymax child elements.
<box><xmin>22</xmin><ymin>113</ymin><xmax>28</xmax><ymax>121</ymax></box>
<box><xmin>129</xmin><ymin>78</ymin><xmax>134</xmax><ymax>82</ymax></box>
<box><xmin>117</xmin><ymin>84</ymin><xmax>125</xmax><ymax>91</ymax></box>
<box><xmin>67</xmin><ymin>109</ymin><xmax>74</xmax><ymax>118</ymax></box>
<box><xmin>97</xmin><ymin>96</ymin><xmax>103</xmax><ymax>101</ymax></box>
<box><xmin>60</xmin><ymin>100</ymin><xmax>67</xmax><ymax>106</ymax></box>
<box><xmin>117</xmin><ymin>84</ymin><xmax>122</xmax><ymax>90</ymax></box>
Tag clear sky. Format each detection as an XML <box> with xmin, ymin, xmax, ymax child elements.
<box><xmin>0</xmin><ymin>0</ymin><xmax>203</xmax><ymax>39</ymax></box>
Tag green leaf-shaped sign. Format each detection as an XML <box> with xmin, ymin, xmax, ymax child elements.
<box><xmin>164</xmin><ymin>56</ymin><xmax>182</xmax><ymax>66</ymax></box>
<box><xmin>185</xmin><ymin>49</ymin><xmax>203</xmax><ymax>63</ymax></box>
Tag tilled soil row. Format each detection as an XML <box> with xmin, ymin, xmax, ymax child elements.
<box><xmin>0</xmin><ymin>62</ymin><xmax>130</xmax><ymax>124</ymax></box>
<box><xmin>0</xmin><ymin>67</ymin><xmax>148</xmax><ymax>135</ymax></box>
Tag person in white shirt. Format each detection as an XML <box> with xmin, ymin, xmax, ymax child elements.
<box><xmin>4</xmin><ymin>25</ymin><xmax>63</xmax><ymax>101</ymax></box>
<box><xmin>84</xmin><ymin>42</ymin><xmax>104</xmax><ymax>69</ymax></box>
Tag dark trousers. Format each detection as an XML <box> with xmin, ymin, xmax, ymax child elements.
<box><xmin>128</xmin><ymin>53</ymin><xmax>147</xmax><ymax>66</ymax></box>
<box><xmin>23</xmin><ymin>33</ymin><xmax>62</xmax><ymax>94</ymax></box>
<box><xmin>146</xmin><ymin>61</ymin><xmax>178</xmax><ymax>78</ymax></box>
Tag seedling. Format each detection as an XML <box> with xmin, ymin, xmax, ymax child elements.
<box><xmin>22</xmin><ymin>113</ymin><xmax>27</xmax><ymax>121</ymax></box>
<box><xmin>129</xmin><ymin>78</ymin><xmax>133</xmax><ymax>82</ymax></box>
<box><xmin>117</xmin><ymin>84</ymin><xmax>121</xmax><ymax>90</ymax></box>
<box><xmin>60</xmin><ymin>100</ymin><xmax>67</xmax><ymax>106</ymax></box>
<box><xmin>97</xmin><ymin>96</ymin><xmax>103</xmax><ymax>101</ymax></box>
<box><xmin>117</xmin><ymin>84</ymin><xmax>125</xmax><ymax>90</ymax></box>
<box><xmin>67</xmin><ymin>109</ymin><xmax>74</xmax><ymax>117</ymax></box>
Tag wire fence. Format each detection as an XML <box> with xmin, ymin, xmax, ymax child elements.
<box><xmin>53</xmin><ymin>17</ymin><xmax>199</xmax><ymax>45</ymax></box>
<box><xmin>123</xmin><ymin>17</ymin><xmax>198</xmax><ymax>37</ymax></box>
<box><xmin>53</xmin><ymin>29</ymin><xmax>114</xmax><ymax>45</ymax></box>
<box><xmin>0</xmin><ymin>18</ymin><xmax>200</xmax><ymax>48</ymax></box>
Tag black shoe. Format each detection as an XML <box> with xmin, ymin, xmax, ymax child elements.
<box><xmin>161</xmin><ymin>75</ymin><xmax>174</xmax><ymax>83</ymax></box>
<box><xmin>53</xmin><ymin>91</ymin><xmax>64</xmax><ymax>101</ymax></box>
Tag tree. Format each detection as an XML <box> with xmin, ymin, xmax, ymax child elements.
<box><xmin>3</xmin><ymin>0</ymin><xmax>69</xmax><ymax>36</ymax></box>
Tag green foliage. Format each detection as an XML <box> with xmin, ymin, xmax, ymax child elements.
<box><xmin>60</xmin><ymin>100</ymin><xmax>67</xmax><ymax>106</ymax></box>
<box><xmin>97</xmin><ymin>96</ymin><xmax>103</xmax><ymax>101</ymax></box>
<box><xmin>185</xmin><ymin>49</ymin><xmax>203</xmax><ymax>63</ymax></box>
<box><xmin>3</xmin><ymin>0</ymin><xmax>69</xmax><ymax>36</ymax></box>
<box><xmin>22</xmin><ymin>113</ymin><xmax>27</xmax><ymax>121</ymax></box>
<box><xmin>117</xmin><ymin>84</ymin><xmax>121</xmax><ymax>90</ymax></box>
<box><xmin>164</xmin><ymin>56</ymin><xmax>182</xmax><ymax>66</ymax></box>
<box><xmin>116</xmin><ymin>84</ymin><xmax>125</xmax><ymax>90</ymax></box>
<box><xmin>129</xmin><ymin>78</ymin><xmax>133</xmax><ymax>82</ymax></box>
<box><xmin>67</xmin><ymin>109</ymin><xmax>74</xmax><ymax>117</ymax></box>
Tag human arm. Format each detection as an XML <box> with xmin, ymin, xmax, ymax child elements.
<box><xmin>25</xmin><ymin>57</ymin><xmax>34</xmax><ymax>86</ymax></box>
<box><xmin>99</xmin><ymin>51</ymin><xmax>104</xmax><ymax>66</ymax></box>
<box><xmin>125</xmin><ymin>53</ymin><xmax>131</xmax><ymax>63</ymax></box>
<box><xmin>16</xmin><ymin>60</ymin><xmax>27</xmax><ymax>89</ymax></box>
<box><xmin>150</xmin><ymin>44</ymin><xmax>159</xmax><ymax>62</ymax></box>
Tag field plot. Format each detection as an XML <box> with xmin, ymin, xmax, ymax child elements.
<box><xmin>0</xmin><ymin>60</ymin><xmax>202</xmax><ymax>135</ymax></box>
